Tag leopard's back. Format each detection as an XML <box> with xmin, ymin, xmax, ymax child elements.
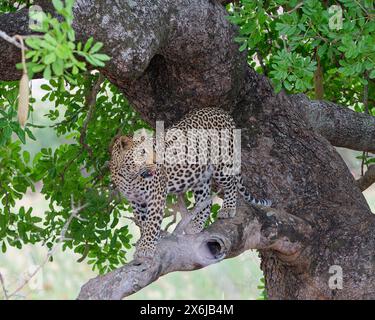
<box><xmin>169</xmin><ymin>107</ymin><xmax>235</xmax><ymax>131</ymax></box>
<box><xmin>161</xmin><ymin>107</ymin><xmax>236</xmax><ymax>194</ymax></box>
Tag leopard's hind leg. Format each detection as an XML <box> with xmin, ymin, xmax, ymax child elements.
<box><xmin>215</xmin><ymin>173</ymin><xmax>238</xmax><ymax>219</ymax></box>
<box><xmin>184</xmin><ymin>176</ymin><xmax>212</xmax><ymax>234</ymax></box>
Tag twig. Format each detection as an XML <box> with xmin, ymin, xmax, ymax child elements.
<box><xmin>124</xmin><ymin>215</ymin><xmax>140</xmax><ymax>226</ymax></box>
<box><xmin>60</xmin><ymin>74</ymin><xmax>104</xmax><ymax>182</ymax></box>
<box><xmin>80</xmin><ymin>74</ymin><xmax>104</xmax><ymax>158</ymax></box>
<box><xmin>0</xmin><ymin>30</ymin><xmax>23</xmax><ymax>49</ymax></box>
<box><xmin>5</xmin><ymin>196</ymin><xmax>88</xmax><ymax>299</ymax></box>
<box><xmin>164</xmin><ymin>209</ymin><xmax>178</xmax><ymax>232</ymax></box>
<box><xmin>60</xmin><ymin>149</ymin><xmax>83</xmax><ymax>183</ymax></box>
<box><xmin>361</xmin><ymin>71</ymin><xmax>369</xmax><ymax>176</ymax></box>
<box><xmin>173</xmin><ymin>195</ymin><xmax>212</xmax><ymax>235</ymax></box>
<box><xmin>163</xmin><ymin>197</ymin><xmax>182</xmax><ymax>232</ymax></box>
<box><xmin>268</xmin><ymin>2</ymin><xmax>304</xmax><ymax>19</ymax></box>
<box><xmin>0</xmin><ymin>272</ymin><xmax>9</xmax><ymax>300</ymax></box>
<box><xmin>0</xmin><ymin>30</ymin><xmax>43</xmax><ymax>49</ymax></box>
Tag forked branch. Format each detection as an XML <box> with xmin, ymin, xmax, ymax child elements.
<box><xmin>77</xmin><ymin>201</ymin><xmax>311</xmax><ymax>300</ymax></box>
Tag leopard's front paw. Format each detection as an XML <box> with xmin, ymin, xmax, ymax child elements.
<box><xmin>217</xmin><ymin>207</ymin><xmax>236</xmax><ymax>219</ymax></box>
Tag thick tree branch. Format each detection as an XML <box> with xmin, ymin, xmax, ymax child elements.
<box><xmin>291</xmin><ymin>94</ymin><xmax>375</xmax><ymax>153</ymax></box>
<box><xmin>78</xmin><ymin>202</ymin><xmax>311</xmax><ymax>300</ymax></box>
<box><xmin>357</xmin><ymin>165</ymin><xmax>375</xmax><ymax>191</ymax></box>
<box><xmin>0</xmin><ymin>0</ymin><xmax>246</xmax><ymax>126</ymax></box>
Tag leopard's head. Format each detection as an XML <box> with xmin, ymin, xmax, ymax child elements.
<box><xmin>109</xmin><ymin>135</ymin><xmax>155</xmax><ymax>201</ymax></box>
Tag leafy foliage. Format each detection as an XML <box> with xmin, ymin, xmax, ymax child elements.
<box><xmin>0</xmin><ymin>0</ymin><xmax>147</xmax><ymax>274</ymax></box>
<box><xmin>0</xmin><ymin>0</ymin><xmax>30</xmax><ymax>13</ymax></box>
<box><xmin>257</xmin><ymin>277</ymin><xmax>268</xmax><ymax>300</ymax></box>
<box><xmin>21</xmin><ymin>0</ymin><xmax>110</xmax><ymax>82</ymax></box>
<box><xmin>0</xmin><ymin>74</ymin><xmax>150</xmax><ymax>273</ymax></box>
<box><xmin>227</xmin><ymin>0</ymin><xmax>375</xmax><ymax>113</ymax></box>
<box><xmin>227</xmin><ymin>0</ymin><xmax>374</xmax><ymax>168</ymax></box>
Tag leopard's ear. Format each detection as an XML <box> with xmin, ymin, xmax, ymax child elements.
<box><xmin>119</xmin><ymin>136</ymin><xmax>133</xmax><ymax>149</ymax></box>
<box><xmin>109</xmin><ymin>135</ymin><xmax>133</xmax><ymax>154</ymax></box>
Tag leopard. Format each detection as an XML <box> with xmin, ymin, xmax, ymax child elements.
<box><xmin>109</xmin><ymin>107</ymin><xmax>272</xmax><ymax>260</ymax></box>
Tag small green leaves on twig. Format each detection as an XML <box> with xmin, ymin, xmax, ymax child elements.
<box><xmin>17</xmin><ymin>0</ymin><xmax>111</xmax><ymax>84</ymax></box>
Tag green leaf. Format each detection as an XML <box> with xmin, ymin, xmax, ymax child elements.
<box><xmin>52</xmin><ymin>59</ymin><xmax>64</xmax><ymax>76</ymax></box>
<box><xmin>44</xmin><ymin>34</ymin><xmax>58</xmax><ymax>46</ymax></box>
<box><xmin>11</xmin><ymin>123</ymin><xmax>26</xmax><ymax>143</ymax></box>
<box><xmin>90</xmin><ymin>42</ymin><xmax>104</xmax><ymax>54</ymax></box>
<box><xmin>43</xmin><ymin>65</ymin><xmax>52</xmax><ymax>79</ymax></box>
<box><xmin>23</xmin><ymin>150</ymin><xmax>30</xmax><ymax>163</ymax></box>
<box><xmin>86</xmin><ymin>55</ymin><xmax>104</xmax><ymax>67</ymax></box>
<box><xmin>25</xmin><ymin>127</ymin><xmax>36</xmax><ymax>141</ymax></box>
<box><xmin>43</xmin><ymin>52</ymin><xmax>56</xmax><ymax>65</ymax></box>
<box><xmin>56</xmin><ymin>44</ymin><xmax>70</xmax><ymax>59</ymax></box>
<box><xmin>92</xmin><ymin>53</ymin><xmax>111</xmax><ymax>62</ymax></box>
<box><xmin>317</xmin><ymin>43</ymin><xmax>328</xmax><ymax>57</ymax></box>
<box><xmin>31</xmin><ymin>217</ymin><xmax>42</xmax><ymax>223</ymax></box>
<box><xmin>68</xmin><ymin>29</ymin><xmax>76</xmax><ymax>42</ymax></box>
<box><xmin>41</xmin><ymin>84</ymin><xmax>52</xmax><ymax>91</ymax></box>
<box><xmin>84</xmin><ymin>37</ymin><xmax>94</xmax><ymax>52</ymax></box>
<box><xmin>52</xmin><ymin>0</ymin><xmax>64</xmax><ymax>11</ymax></box>
<box><xmin>32</xmin><ymin>64</ymin><xmax>45</xmax><ymax>73</ymax></box>
<box><xmin>25</xmin><ymin>37</ymin><xmax>41</xmax><ymax>49</ymax></box>
<box><xmin>239</xmin><ymin>41</ymin><xmax>247</xmax><ymax>52</ymax></box>
<box><xmin>0</xmin><ymin>126</ymin><xmax>12</xmax><ymax>145</ymax></box>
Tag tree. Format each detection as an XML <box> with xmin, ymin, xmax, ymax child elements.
<box><xmin>0</xmin><ymin>0</ymin><xmax>374</xmax><ymax>300</ymax></box>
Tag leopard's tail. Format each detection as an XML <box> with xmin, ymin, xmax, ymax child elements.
<box><xmin>236</xmin><ymin>176</ymin><xmax>272</xmax><ymax>207</ymax></box>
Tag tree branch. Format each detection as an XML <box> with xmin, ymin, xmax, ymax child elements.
<box><xmin>0</xmin><ymin>30</ymin><xmax>23</xmax><ymax>49</ymax></box>
<box><xmin>77</xmin><ymin>202</ymin><xmax>311</xmax><ymax>300</ymax></box>
<box><xmin>79</xmin><ymin>73</ymin><xmax>104</xmax><ymax>159</ymax></box>
<box><xmin>357</xmin><ymin>165</ymin><xmax>375</xmax><ymax>191</ymax></box>
<box><xmin>291</xmin><ymin>94</ymin><xmax>375</xmax><ymax>153</ymax></box>
<box><xmin>0</xmin><ymin>0</ymin><xmax>246</xmax><ymax>127</ymax></box>
<box><xmin>0</xmin><ymin>272</ymin><xmax>9</xmax><ymax>300</ymax></box>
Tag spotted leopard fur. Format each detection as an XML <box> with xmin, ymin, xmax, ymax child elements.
<box><xmin>110</xmin><ymin>107</ymin><xmax>272</xmax><ymax>260</ymax></box>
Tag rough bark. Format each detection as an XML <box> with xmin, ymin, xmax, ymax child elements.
<box><xmin>1</xmin><ymin>0</ymin><xmax>374</xmax><ymax>300</ymax></box>
<box><xmin>292</xmin><ymin>94</ymin><xmax>375</xmax><ymax>153</ymax></box>
<box><xmin>78</xmin><ymin>203</ymin><xmax>311</xmax><ymax>300</ymax></box>
<box><xmin>358</xmin><ymin>165</ymin><xmax>375</xmax><ymax>192</ymax></box>
<box><xmin>313</xmin><ymin>55</ymin><xmax>324</xmax><ymax>100</ymax></box>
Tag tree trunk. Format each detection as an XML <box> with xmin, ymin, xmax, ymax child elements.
<box><xmin>236</xmin><ymin>69</ymin><xmax>375</xmax><ymax>299</ymax></box>
<box><xmin>1</xmin><ymin>0</ymin><xmax>374</xmax><ymax>300</ymax></box>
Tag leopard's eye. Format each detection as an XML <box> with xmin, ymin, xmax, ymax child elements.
<box><xmin>140</xmin><ymin>168</ymin><xmax>153</xmax><ymax>179</ymax></box>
